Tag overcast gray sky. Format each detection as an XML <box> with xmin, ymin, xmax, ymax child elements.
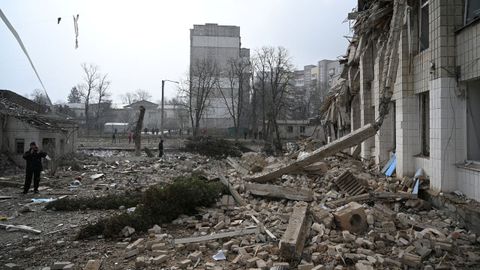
<box><xmin>0</xmin><ymin>0</ymin><xmax>356</xmax><ymax>104</ymax></box>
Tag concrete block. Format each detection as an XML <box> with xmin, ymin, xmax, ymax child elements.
<box><xmin>152</xmin><ymin>254</ymin><xmax>169</xmax><ymax>265</ymax></box>
<box><xmin>83</xmin><ymin>260</ymin><xmax>101</xmax><ymax>270</ymax></box>
<box><xmin>279</xmin><ymin>202</ymin><xmax>310</xmax><ymax>261</ymax></box>
<box><xmin>333</xmin><ymin>202</ymin><xmax>368</xmax><ymax>234</ymax></box>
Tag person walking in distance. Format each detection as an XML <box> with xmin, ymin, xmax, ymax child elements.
<box><xmin>158</xmin><ymin>139</ymin><xmax>164</xmax><ymax>158</ymax></box>
<box><xmin>23</xmin><ymin>142</ymin><xmax>47</xmax><ymax>194</ymax></box>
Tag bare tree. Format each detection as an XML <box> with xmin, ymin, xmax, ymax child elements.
<box><xmin>78</xmin><ymin>63</ymin><xmax>99</xmax><ymax>129</ymax></box>
<box><xmin>30</xmin><ymin>89</ymin><xmax>49</xmax><ymax>105</ymax></box>
<box><xmin>183</xmin><ymin>58</ymin><xmax>220</xmax><ymax>137</ymax></box>
<box><xmin>134</xmin><ymin>89</ymin><xmax>152</xmax><ymax>101</ymax></box>
<box><xmin>253</xmin><ymin>47</ymin><xmax>294</xmax><ymax>153</ymax></box>
<box><xmin>121</xmin><ymin>92</ymin><xmax>136</xmax><ymax>104</ymax></box>
<box><xmin>94</xmin><ymin>74</ymin><xmax>111</xmax><ymax>128</ymax></box>
<box><xmin>219</xmin><ymin>57</ymin><xmax>251</xmax><ymax>140</ymax></box>
<box><xmin>67</xmin><ymin>86</ymin><xmax>82</xmax><ymax>103</ymax></box>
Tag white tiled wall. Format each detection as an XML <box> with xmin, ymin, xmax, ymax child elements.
<box><xmin>457</xmin><ymin>168</ymin><xmax>480</xmax><ymax>201</ymax></box>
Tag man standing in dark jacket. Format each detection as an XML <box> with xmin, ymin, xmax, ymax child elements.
<box><xmin>23</xmin><ymin>142</ymin><xmax>47</xmax><ymax>194</ymax></box>
<box><xmin>158</xmin><ymin>139</ymin><xmax>164</xmax><ymax>158</ymax></box>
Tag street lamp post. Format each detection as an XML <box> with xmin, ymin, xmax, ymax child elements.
<box><xmin>161</xmin><ymin>79</ymin><xmax>179</xmax><ymax>135</ymax></box>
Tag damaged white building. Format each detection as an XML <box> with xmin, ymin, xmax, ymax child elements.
<box><xmin>0</xmin><ymin>90</ymin><xmax>78</xmax><ymax>166</ymax></box>
<box><xmin>321</xmin><ymin>0</ymin><xmax>480</xmax><ymax>200</ymax></box>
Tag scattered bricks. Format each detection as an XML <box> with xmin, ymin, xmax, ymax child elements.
<box><xmin>83</xmin><ymin>260</ymin><xmax>101</xmax><ymax>270</ymax></box>
<box><xmin>355</xmin><ymin>262</ymin><xmax>374</xmax><ymax>270</ymax></box>
<box><xmin>414</xmin><ymin>239</ymin><xmax>432</xmax><ymax>258</ymax></box>
<box><xmin>124</xmin><ymin>248</ymin><xmax>139</xmax><ymax>259</ymax></box>
<box><xmin>4</xmin><ymin>263</ymin><xmax>20</xmax><ymax>270</ymax></box>
<box><xmin>311</xmin><ymin>208</ymin><xmax>334</xmax><ymax>228</ymax></box>
<box><xmin>198</xmin><ymin>226</ymin><xmax>210</xmax><ymax>232</ymax></box>
<box><xmin>311</xmin><ymin>223</ymin><xmax>323</xmax><ymax>233</ymax></box>
<box><xmin>342</xmin><ymin>230</ymin><xmax>356</xmax><ymax>242</ymax></box>
<box><xmin>271</xmin><ymin>262</ymin><xmax>290</xmax><ymax>269</ymax></box>
<box><xmin>256</xmin><ymin>258</ymin><xmax>268</xmax><ymax>269</ymax></box>
<box><xmin>146</xmin><ymin>239</ymin><xmax>162</xmax><ymax>250</ymax></box>
<box><xmin>232</xmin><ymin>254</ymin><xmax>243</xmax><ymax>264</ymax></box>
<box><xmin>258</xmin><ymin>251</ymin><xmax>269</xmax><ymax>260</ymax></box>
<box><xmin>178</xmin><ymin>259</ymin><xmax>192</xmax><ymax>269</ymax></box>
<box><xmin>279</xmin><ymin>202</ymin><xmax>310</xmax><ymax>261</ymax></box>
<box><xmin>52</xmin><ymin>262</ymin><xmax>72</xmax><ymax>270</ymax></box>
<box><xmin>121</xmin><ymin>226</ymin><xmax>135</xmax><ymax>237</ymax></box>
<box><xmin>152</xmin><ymin>242</ymin><xmax>168</xmax><ymax>251</ymax></box>
<box><xmin>63</xmin><ymin>264</ymin><xmax>75</xmax><ymax>270</ymax></box>
<box><xmin>380</xmin><ymin>221</ymin><xmax>396</xmax><ymax>233</ymax></box>
<box><xmin>214</xmin><ymin>221</ymin><xmax>225</xmax><ymax>230</ymax></box>
<box><xmin>116</xmin><ymin>242</ymin><xmax>129</xmax><ymax>248</ymax></box>
<box><xmin>207</xmin><ymin>241</ymin><xmax>220</xmax><ymax>250</ymax></box>
<box><xmin>246</xmin><ymin>257</ymin><xmax>259</xmax><ymax>268</ymax></box>
<box><xmin>188</xmin><ymin>251</ymin><xmax>203</xmax><ymax>261</ymax></box>
<box><xmin>126</xmin><ymin>238</ymin><xmax>145</xmax><ymax>251</ymax></box>
<box><xmin>298</xmin><ymin>262</ymin><xmax>314</xmax><ymax>270</ymax></box>
<box><xmin>135</xmin><ymin>256</ymin><xmax>147</xmax><ymax>268</ymax></box>
<box><xmin>333</xmin><ymin>202</ymin><xmax>367</xmax><ymax>234</ymax></box>
<box><xmin>152</xmin><ymin>249</ymin><xmax>169</xmax><ymax>257</ymax></box>
<box><xmin>366</xmin><ymin>214</ymin><xmax>374</xmax><ymax>225</ymax></box>
<box><xmin>222</xmin><ymin>240</ymin><xmax>235</xmax><ymax>250</ymax></box>
<box><xmin>312</xmin><ymin>265</ymin><xmax>326</xmax><ymax>270</ymax></box>
<box><xmin>152</xmin><ymin>255</ymin><xmax>169</xmax><ymax>265</ymax></box>
<box><xmin>398</xmin><ymin>252</ymin><xmax>421</xmax><ymax>268</ymax></box>
<box><xmin>148</xmin><ymin>224</ymin><xmax>162</xmax><ymax>234</ymax></box>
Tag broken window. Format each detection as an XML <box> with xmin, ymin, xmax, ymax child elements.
<box><xmin>419</xmin><ymin>92</ymin><xmax>430</xmax><ymax>156</ymax></box>
<box><xmin>15</xmin><ymin>139</ymin><xmax>25</xmax><ymax>154</ymax></box>
<box><xmin>287</xmin><ymin>126</ymin><xmax>293</xmax><ymax>133</ymax></box>
<box><xmin>299</xmin><ymin>126</ymin><xmax>306</xmax><ymax>134</ymax></box>
<box><xmin>419</xmin><ymin>0</ymin><xmax>429</xmax><ymax>51</ymax></box>
<box><xmin>467</xmin><ymin>83</ymin><xmax>480</xmax><ymax>161</ymax></box>
<box><xmin>466</xmin><ymin>0</ymin><xmax>480</xmax><ymax>25</ymax></box>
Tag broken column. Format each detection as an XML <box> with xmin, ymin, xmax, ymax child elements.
<box><xmin>279</xmin><ymin>202</ymin><xmax>310</xmax><ymax>261</ymax></box>
<box><xmin>333</xmin><ymin>201</ymin><xmax>367</xmax><ymax>234</ymax></box>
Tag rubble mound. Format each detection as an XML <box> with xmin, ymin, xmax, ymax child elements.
<box><xmin>184</xmin><ymin>136</ymin><xmax>246</xmax><ymax>158</ymax></box>
<box><xmin>77</xmin><ymin>174</ymin><xmax>223</xmax><ymax>239</ymax></box>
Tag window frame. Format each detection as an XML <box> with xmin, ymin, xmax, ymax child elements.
<box><xmin>465</xmin><ymin>0</ymin><xmax>480</xmax><ymax>25</ymax></box>
<box><xmin>419</xmin><ymin>92</ymin><xmax>430</xmax><ymax>157</ymax></box>
<box><xmin>419</xmin><ymin>0</ymin><xmax>430</xmax><ymax>52</ymax></box>
<box><xmin>15</xmin><ymin>139</ymin><xmax>25</xmax><ymax>154</ymax></box>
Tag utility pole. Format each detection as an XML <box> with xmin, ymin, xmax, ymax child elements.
<box><xmin>161</xmin><ymin>79</ymin><xmax>179</xmax><ymax>135</ymax></box>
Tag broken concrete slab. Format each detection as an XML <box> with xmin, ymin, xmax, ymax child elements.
<box><xmin>246</xmin><ymin>124</ymin><xmax>377</xmax><ymax>183</ymax></box>
<box><xmin>174</xmin><ymin>227</ymin><xmax>258</xmax><ymax>244</ymax></box>
<box><xmin>245</xmin><ymin>182</ymin><xmax>314</xmax><ymax>201</ymax></box>
<box><xmin>279</xmin><ymin>202</ymin><xmax>310</xmax><ymax>261</ymax></box>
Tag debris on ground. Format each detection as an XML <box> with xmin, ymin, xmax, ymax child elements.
<box><xmin>1</xmin><ymin>138</ymin><xmax>480</xmax><ymax>269</ymax></box>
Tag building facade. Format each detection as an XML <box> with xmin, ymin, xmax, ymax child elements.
<box><xmin>329</xmin><ymin>0</ymin><xmax>480</xmax><ymax>201</ymax></box>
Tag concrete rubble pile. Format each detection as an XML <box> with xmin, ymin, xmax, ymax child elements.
<box><xmin>2</xmin><ymin>146</ymin><xmax>480</xmax><ymax>269</ymax></box>
<box><xmin>111</xmin><ymin>151</ymin><xmax>480</xmax><ymax>269</ymax></box>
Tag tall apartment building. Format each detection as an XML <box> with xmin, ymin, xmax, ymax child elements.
<box><xmin>189</xmin><ymin>23</ymin><xmax>250</xmax><ymax>131</ymax></box>
<box><xmin>291</xmin><ymin>60</ymin><xmax>343</xmax><ymax>119</ymax></box>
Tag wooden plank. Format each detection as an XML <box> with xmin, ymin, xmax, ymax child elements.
<box><xmin>219</xmin><ymin>176</ymin><xmax>247</xmax><ymax>207</ymax></box>
<box><xmin>245</xmin><ymin>183</ymin><xmax>314</xmax><ymax>202</ymax></box>
<box><xmin>0</xmin><ymin>223</ymin><xmax>41</xmax><ymax>234</ymax></box>
<box><xmin>246</xmin><ymin>124</ymin><xmax>377</xmax><ymax>183</ymax></box>
<box><xmin>173</xmin><ymin>227</ymin><xmax>257</xmax><ymax>244</ymax></box>
<box><xmin>326</xmin><ymin>192</ymin><xmax>417</xmax><ymax>208</ymax></box>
